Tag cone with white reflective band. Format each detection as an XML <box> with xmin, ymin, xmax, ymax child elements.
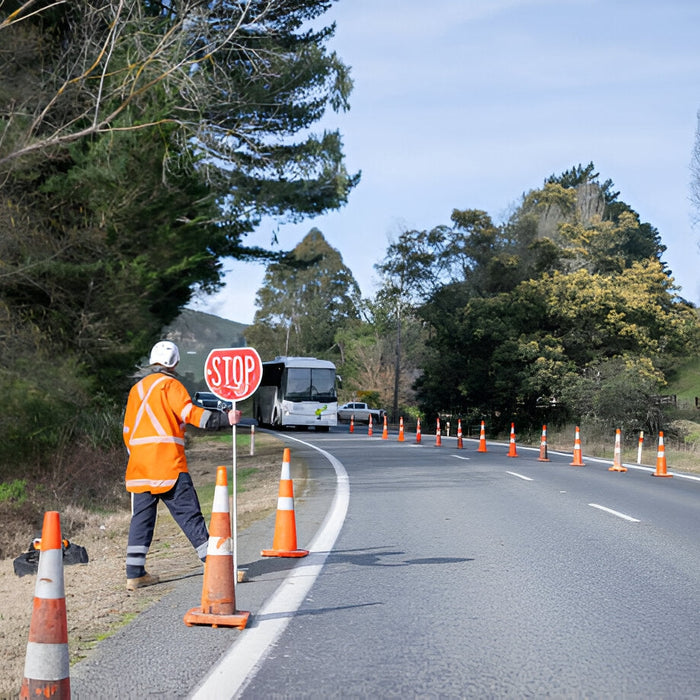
<box><xmin>20</xmin><ymin>511</ymin><xmax>70</xmax><ymax>699</ymax></box>
<box><xmin>415</xmin><ymin>417</ymin><xmax>422</xmax><ymax>444</ymax></box>
<box><xmin>477</xmin><ymin>420</ymin><xmax>488</xmax><ymax>452</ymax></box>
<box><xmin>382</xmin><ymin>415</ymin><xmax>388</xmax><ymax>440</ymax></box>
<box><xmin>398</xmin><ymin>417</ymin><xmax>405</xmax><ymax>442</ymax></box>
<box><xmin>435</xmin><ymin>417</ymin><xmax>442</xmax><ymax>447</ymax></box>
<box><xmin>262</xmin><ymin>448</ymin><xmax>309</xmax><ymax>558</ymax></box>
<box><xmin>570</xmin><ymin>426</ymin><xmax>585</xmax><ymax>466</ymax></box>
<box><xmin>609</xmin><ymin>429</ymin><xmax>627</xmax><ymax>472</ymax></box>
<box><xmin>652</xmin><ymin>431</ymin><xmax>673</xmax><ymax>478</ymax></box>
<box><xmin>349</xmin><ymin>415</ymin><xmax>354</xmax><ymax>433</ymax></box>
<box><xmin>457</xmin><ymin>419</ymin><xmax>464</xmax><ymax>449</ymax></box>
<box><xmin>368</xmin><ymin>414</ymin><xmax>373</xmax><ymax>437</ymax></box>
<box><xmin>538</xmin><ymin>425</ymin><xmax>550</xmax><ymax>462</ymax></box>
<box><xmin>507</xmin><ymin>422</ymin><xmax>518</xmax><ymax>457</ymax></box>
<box><xmin>184</xmin><ymin>466</ymin><xmax>249</xmax><ymax>629</ymax></box>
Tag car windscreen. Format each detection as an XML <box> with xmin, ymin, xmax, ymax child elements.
<box><xmin>283</xmin><ymin>368</ymin><xmax>337</xmax><ymax>403</ymax></box>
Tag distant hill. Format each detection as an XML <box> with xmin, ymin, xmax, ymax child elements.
<box><xmin>162</xmin><ymin>309</ymin><xmax>248</xmax><ymax>392</ymax></box>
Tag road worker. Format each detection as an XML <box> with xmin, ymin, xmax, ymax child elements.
<box><xmin>122</xmin><ymin>340</ymin><xmax>240</xmax><ymax>591</ymax></box>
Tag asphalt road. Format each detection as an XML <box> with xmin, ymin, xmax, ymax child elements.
<box><xmin>71</xmin><ymin>429</ymin><xmax>700</xmax><ymax>698</ymax></box>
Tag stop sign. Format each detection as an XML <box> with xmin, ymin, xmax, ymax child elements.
<box><xmin>204</xmin><ymin>347</ymin><xmax>263</xmax><ymax>402</ymax></box>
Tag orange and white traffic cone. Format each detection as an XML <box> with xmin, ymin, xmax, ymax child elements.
<box><xmin>477</xmin><ymin>420</ymin><xmax>487</xmax><ymax>452</ymax></box>
<box><xmin>507</xmin><ymin>422</ymin><xmax>518</xmax><ymax>457</ymax></box>
<box><xmin>398</xmin><ymin>417</ymin><xmax>405</xmax><ymax>442</ymax></box>
<box><xmin>570</xmin><ymin>426</ymin><xmax>585</xmax><ymax>466</ymax></box>
<box><xmin>415</xmin><ymin>417</ymin><xmax>422</xmax><ymax>444</ymax></box>
<box><xmin>262</xmin><ymin>448</ymin><xmax>309</xmax><ymax>558</ymax></box>
<box><xmin>538</xmin><ymin>425</ymin><xmax>550</xmax><ymax>462</ymax></box>
<box><xmin>349</xmin><ymin>415</ymin><xmax>354</xmax><ymax>433</ymax></box>
<box><xmin>457</xmin><ymin>419</ymin><xmax>463</xmax><ymax>449</ymax></box>
<box><xmin>609</xmin><ymin>429</ymin><xmax>627</xmax><ymax>472</ymax></box>
<box><xmin>652</xmin><ymin>431</ymin><xmax>673</xmax><ymax>478</ymax></box>
<box><xmin>20</xmin><ymin>511</ymin><xmax>70</xmax><ymax>699</ymax></box>
<box><xmin>368</xmin><ymin>414</ymin><xmax>373</xmax><ymax>437</ymax></box>
<box><xmin>382</xmin><ymin>415</ymin><xmax>388</xmax><ymax>440</ymax></box>
<box><xmin>184</xmin><ymin>466</ymin><xmax>249</xmax><ymax>629</ymax></box>
<box><xmin>435</xmin><ymin>417</ymin><xmax>442</xmax><ymax>447</ymax></box>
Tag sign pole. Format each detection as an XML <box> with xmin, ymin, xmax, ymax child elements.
<box><xmin>231</xmin><ymin>399</ymin><xmax>238</xmax><ymax>593</ymax></box>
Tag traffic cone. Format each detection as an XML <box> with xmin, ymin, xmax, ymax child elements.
<box><xmin>20</xmin><ymin>511</ymin><xmax>70</xmax><ymax>699</ymax></box>
<box><xmin>368</xmin><ymin>414</ymin><xmax>373</xmax><ymax>437</ymax></box>
<box><xmin>652</xmin><ymin>431</ymin><xmax>673</xmax><ymax>478</ymax></box>
<box><xmin>507</xmin><ymin>423</ymin><xmax>518</xmax><ymax>457</ymax></box>
<box><xmin>538</xmin><ymin>425</ymin><xmax>550</xmax><ymax>462</ymax></box>
<box><xmin>435</xmin><ymin>417</ymin><xmax>442</xmax><ymax>447</ymax></box>
<box><xmin>261</xmin><ymin>448</ymin><xmax>309</xmax><ymax>558</ymax></box>
<box><xmin>349</xmin><ymin>415</ymin><xmax>354</xmax><ymax>433</ymax></box>
<box><xmin>398</xmin><ymin>417</ymin><xmax>405</xmax><ymax>442</ymax></box>
<box><xmin>609</xmin><ymin>429</ymin><xmax>627</xmax><ymax>472</ymax></box>
<box><xmin>382</xmin><ymin>415</ymin><xmax>388</xmax><ymax>440</ymax></box>
<box><xmin>457</xmin><ymin>419</ymin><xmax>463</xmax><ymax>449</ymax></box>
<box><xmin>415</xmin><ymin>417</ymin><xmax>422</xmax><ymax>444</ymax></box>
<box><xmin>184</xmin><ymin>466</ymin><xmax>249</xmax><ymax>629</ymax></box>
<box><xmin>477</xmin><ymin>420</ymin><xmax>487</xmax><ymax>452</ymax></box>
<box><xmin>570</xmin><ymin>426</ymin><xmax>585</xmax><ymax>466</ymax></box>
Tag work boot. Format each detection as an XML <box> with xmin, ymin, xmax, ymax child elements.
<box><xmin>126</xmin><ymin>572</ymin><xmax>160</xmax><ymax>591</ymax></box>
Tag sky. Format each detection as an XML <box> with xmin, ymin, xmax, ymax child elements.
<box><xmin>189</xmin><ymin>0</ymin><xmax>700</xmax><ymax>325</ymax></box>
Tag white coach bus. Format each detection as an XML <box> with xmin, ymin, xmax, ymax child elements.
<box><xmin>252</xmin><ymin>356</ymin><xmax>338</xmax><ymax>431</ymax></box>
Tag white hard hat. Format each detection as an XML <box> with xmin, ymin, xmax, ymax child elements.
<box><xmin>149</xmin><ymin>341</ymin><xmax>180</xmax><ymax>368</ymax></box>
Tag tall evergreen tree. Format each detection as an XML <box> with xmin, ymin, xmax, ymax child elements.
<box><xmin>246</xmin><ymin>229</ymin><xmax>361</xmax><ymax>360</ymax></box>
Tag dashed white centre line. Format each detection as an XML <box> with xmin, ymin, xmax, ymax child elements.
<box><xmin>506</xmin><ymin>471</ymin><xmax>533</xmax><ymax>481</ymax></box>
<box><xmin>588</xmin><ymin>503</ymin><xmax>640</xmax><ymax>522</ymax></box>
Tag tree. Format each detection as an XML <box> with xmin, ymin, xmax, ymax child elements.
<box><xmin>374</xmin><ymin>227</ymin><xmax>447</xmax><ymax>420</ymax></box>
<box><xmin>0</xmin><ymin>0</ymin><xmax>358</xmax><ymax>470</ymax></box>
<box><xmin>415</xmin><ymin>165</ymin><xmax>699</xmax><ymax>431</ymax></box>
<box><xmin>692</xmin><ymin>110</ymin><xmax>700</xmax><ymax>227</ymax></box>
<box><xmin>246</xmin><ymin>229</ymin><xmax>361</xmax><ymax>360</ymax></box>
<box><xmin>0</xmin><ymin>1</ymin><xmax>359</xmax><ymax>382</ymax></box>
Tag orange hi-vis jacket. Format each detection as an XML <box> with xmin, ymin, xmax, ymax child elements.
<box><xmin>123</xmin><ymin>371</ymin><xmax>209</xmax><ymax>494</ymax></box>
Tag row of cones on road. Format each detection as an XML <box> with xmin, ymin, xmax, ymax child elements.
<box><xmin>350</xmin><ymin>413</ymin><xmax>490</xmax><ymax>452</ymax></box>
<box><xmin>535</xmin><ymin>424</ymin><xmax>672</xmax><ymax>476</ymax></box>
<box><xmin>20</xmin><ymin>448</ymin><xmax>310</xmax><ymax>694</ymax></box>
<box><xmin>350</xmin><ymin>412</ymin><xmax>674</xmax><ymax>478</ymax></box>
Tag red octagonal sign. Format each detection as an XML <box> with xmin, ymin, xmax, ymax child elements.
<box><xmin>204</xmin><ymin>347</ymin><xmax>263</xmax><ymax>402</ymax></box>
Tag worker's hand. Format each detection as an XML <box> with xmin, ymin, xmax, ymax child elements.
<box><xmin>228</xmin><ymin>409</ymin><xmax>242</xmax><ymax>426</ymax></box>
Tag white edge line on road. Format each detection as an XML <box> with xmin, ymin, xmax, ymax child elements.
<box><xmin>451</xmin><ymin>455</ymin><xmax>470</xmax><ymax>461</ymax></box>
<box><xmin>189</xmin><ymin>435</ymin><xmax>350</xmax><ymax>700</ymax></box>
<box><xmin>588</xmin><ymin>503</ymin><xmax>640</xmax><ymax>522</ymax></box>
<box><xmin>506</xmin><ymin>471</ymin><xmax>533</xmax><ymax>481</ymax></box>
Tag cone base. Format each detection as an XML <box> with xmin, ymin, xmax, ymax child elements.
<box><xmin>538</xmin><ymin>458</ymin><xmax>551</xmax><ymax>462</ymax></box>
<box><xmin>21</xmin><ymin>677</ymin><xmax>71</xmax><ymax>698</ymax></box>
<box><xmin>507</xmin><ymin>453</ymin><xmax>518</xmax><ymax>458</ymax></box>
<box><xmin>477</xmin><ymin>447</ymin><xmax>487</xmax><ymax>453</ymax></box>
<box><xmin>261</xmin><ymin>548</ymin><xmax>309</xmax><ymax>558</ymax></box>
<box><xmin>608</xmin><ymin>465</ymin><xmax>627</xmax><ymax>472</ymax></box>
<box><xmin>183</xmin><ymin>607</ymin><xmax>249</xmax><ymax>629</ymax></box>
<box><xmin>651</xmin><ymin>473</ymin><xmax>673</xmax><ymax>478</ymax></box>
<box><xmin>570</xmin><ymin>460</ymin><xmax>585</xmax><ymax>466</ymax></box>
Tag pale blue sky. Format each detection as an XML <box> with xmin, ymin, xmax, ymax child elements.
<box><xmin>191</xmin><ymin>0</ymin><xmax>700</xmax><ymax>324</ymax></box>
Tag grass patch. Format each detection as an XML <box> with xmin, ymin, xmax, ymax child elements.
<box><xmin>0</xmin><ymin>479</ymin><xmax>27</xmax><ymax>505</ymax></box>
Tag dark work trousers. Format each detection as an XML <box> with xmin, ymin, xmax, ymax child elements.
<box><xmin>126</xmin><ymin>472</ymin><xmax>209</xmax><ymax>579</ymax></box>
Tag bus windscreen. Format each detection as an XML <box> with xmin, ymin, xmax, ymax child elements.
<box><xmin>284</xmin><ymin>368</ymin><xmax>337</xmax><ymax>403</ymax></box>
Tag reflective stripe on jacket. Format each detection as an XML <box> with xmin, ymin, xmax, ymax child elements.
<box><xmin>123</xmin><ymin>371</ymin><xmax>208</xmax><ymax>494</ymax></box>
